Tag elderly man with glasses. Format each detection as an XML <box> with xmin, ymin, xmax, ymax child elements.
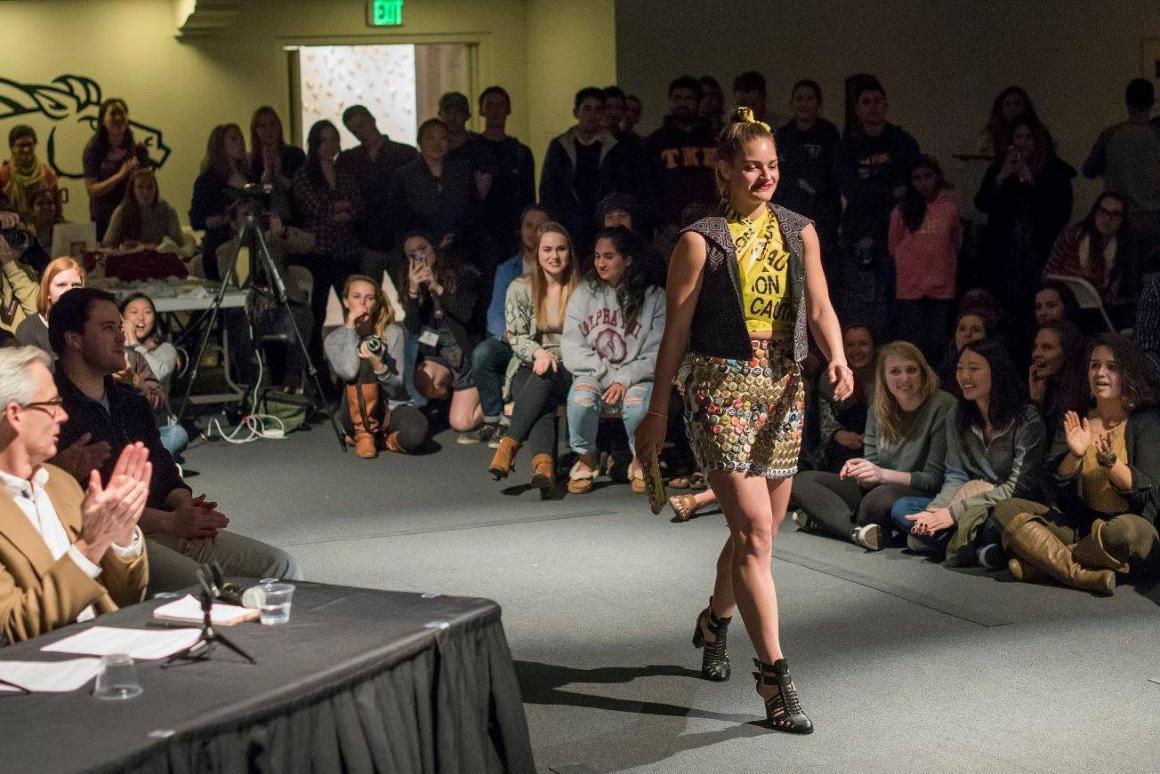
<box><xmin>0</xmin><ymin>345</ymin><xmax>150</xmax><ymax>643</ymax></box>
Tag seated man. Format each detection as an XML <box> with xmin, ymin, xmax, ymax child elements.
<box><xmin>49</xmin><ymin>288</ymin><xmax>301</xmax><ymax>592</ymax></box>
<box><xmin>0</xmin><ymin>346</ymin><xmax>149</xmax><ymax>643</ymax></box>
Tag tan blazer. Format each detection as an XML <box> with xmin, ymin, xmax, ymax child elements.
<box><xmin>0</xmin><ymin>464</ymin><xmax>148</xmax><ymax>644</ymax></box>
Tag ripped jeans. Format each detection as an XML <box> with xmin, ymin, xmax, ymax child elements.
<box><xmin>566</xmin><ymin>379</ymin><xmax>653</xmax><ymax>457</ymax></box>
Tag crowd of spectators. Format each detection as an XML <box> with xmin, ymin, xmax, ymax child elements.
<box><xmin>1</xmin><ymin>69</ymin><xmax>1160</xmax><ymax>643</ymax></box>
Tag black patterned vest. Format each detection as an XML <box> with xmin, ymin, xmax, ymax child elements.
<box><xmin>682</xmin><ymin>203</ymin><xmax>812</xmax><ymax>362</ymax></box>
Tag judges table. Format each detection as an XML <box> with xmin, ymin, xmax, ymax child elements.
<box><xmin>0</xmin><ymin>582</ymin><xmax>536</xmax><ymax>774</ymax></box>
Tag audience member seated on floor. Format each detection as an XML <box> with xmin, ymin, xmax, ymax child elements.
<box><xmin>0</xmin><ymin>346</ymin><xmax>150</xmax><ymax>643</ymax></box>
<box><xmin>15</xmin><ymin>256</ymin><xmax>84</xmax><ymax>354</ymax></box>
<box><xmin>835</xmin><ymin>77</ymin><xmax>921</xmax><ymax>332</ymax></box>
<box><xmin>889</xmin><ymin>155</ymin><xmax>962</xmax><ymax>366</ymax></box>
<box><xmin>338</xmin><ymin>104</ymin><xmax>419</xmax><ymax>273</ymax></box>
<box><xmin>0</xmin><ymin>213</ymin><xmax>39</xmax><ymax>340</ymax></box>
<box><xmin>893</xmin><ymin>339</ymin><xmax>1047</xmax><ymax>562</ymax></box>
<box><xmin>562</xmin><ymin>226</ymin><xmax>665</xmax><ymax>495</ymax></box>
<box><xmin>1</xmin><ymin>125</ymin><xmax>60</xmax><ymax>224</ymax></box>
<box><xmin>814</xmin><ymin>324</ymin><xmax>876</xmax><ymax>472</ymax></box>
<box><xmin>1083</xmin><ymin>79</ymin><xmax>1160</xmax><ymax>263</ymax></box>
<box><xmin>974</xmin><ymin>117</ymin><xmax>1075</xmax><ymax>316</ymax></box>
<box><xmin>82</xmin><ymin>98</ymin><xmax>152</xmax><ymax>242</ymax></box>
<box><xmin>189</xmin><ymin>123</ymin><xmax>250</xmax><ymax>283</ymax></box>
<box><xmin>472</xmin><ymin>204</ymin><xmax>550</xmax><ymax>444</ymax></box>
<box><xmin>973</xmin><ymin>86</ymin><xmax>1041</xmax><ymax>157</ymax></box>
<box><xmin>789</xmin><ymin>341</ymin><xmax>955</xmax><ymax>550</ymax></box>
<box><xmin>1135</xmin><ymin>270</ymin><xmax>1160</xmax><ymax>379</ymax></box>
<box><xmin>938</xmin><ymin>307</ymin><xmax>993</xmax><ymax>395</ymax></box>
<box><xmin>119</xmin><ymin>293</ymin><xmax>187</xmax><ymax>459</ymax></box>
<box><xmin>1043</xmin><ymin>191</ymin><xmax>1133</xmax><ymax>309</ymax></box>
<box><xmin>102</xmin><ymin>168</ymin><xmax>185</xmax><ymax>251</ymax></box>
<box><xmin>401</xmin><ymin>232</ymin><xmax>484</xmax><ymax>440</ymax></box>
<box><xmin>540</xmin><ymin>87</ymin><xmax>631</xmax><ymax>253</ymax></box>
<box><xmin>1028</xmin><ymin>320</ymin><xmax>1086</xmax><ymax>434</ymax></box>
<box><xmin>488</xmin><ymin>222</ymin><xmax>580</xmax><ymax>491</ymax></box>
<box><xmin>325</xmin><ymin>275</ymin><xmax>427</xmax><ymax>459</ymax></box>
<box><xmin>248</xmin><ymin>106</ymin><xmax>306</xmax><ymax>221</ymax></box>
<box><xmin>992</xmin><ymin>334</ymin><xmax>1160</xmax><ymax>595</ymax></box>
<box><xmin>48</xmin><ymin>288</ymin><xmax>300</xmax><ymax>592</ymax></box>
<box><xmin>389</xmin><ymin>118</ymin><xmax>478</xmax><ymax>264</ymax></box>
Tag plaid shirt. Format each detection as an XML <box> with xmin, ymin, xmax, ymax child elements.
<box><xmin>291</xmin><ymin>166</ymin><xmax>365</xmax><ymax>261</ymax></box>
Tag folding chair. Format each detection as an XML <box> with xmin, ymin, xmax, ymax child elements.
<box><xmin>1044</xmin><ymin>274</ymin><xmax>1115</xmax><ymax>332</ymax></box>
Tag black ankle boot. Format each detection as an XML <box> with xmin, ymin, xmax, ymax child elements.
<box><xmin>691</xmin><ymin>600</ymin><xmax>731</xmax><ymax>681</ymax></box>
<box><xmin>753</xmin><ymin>658</ymin><xmax>813</xmax><ymax>734</ymax></box>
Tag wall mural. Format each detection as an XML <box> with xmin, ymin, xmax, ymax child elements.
<box><xmin>0</xmin><ymin>74</ymin><xmax>170</xmax><ymax>178</ymax></box>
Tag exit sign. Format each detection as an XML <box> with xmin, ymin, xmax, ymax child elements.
<box><xmin>368</xmin><ymin>0</ymin><xmax>403</xmax><ymax>26</ymax></box>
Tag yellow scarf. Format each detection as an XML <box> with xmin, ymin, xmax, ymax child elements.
<box><xmin>3</xmin><ymin>155</ymin><xmax>47</xmax><ymax>219</ymax></box>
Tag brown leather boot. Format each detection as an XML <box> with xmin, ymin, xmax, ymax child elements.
<box><xmin>489</xmin><ymin>437</ymin><xmax>520</xmax><ymax>480</ymax></box>
<box><xmin>531</xmin><ymin>454</ymin><xmax>554</xmax><ymax>491</ymax></box>
<box><xmin>345</xmin><ymin>384</ymin><xmax>381</xmax><ymax>459</ymax></box>
<box><xmin>1005</xmin><ymin>517</ymin><xmax>1115</xmax><ymax>596</ymax></box>
<box><xmin>1071</xmin><ymin>519</ymin><xmax>1130</xmax><ymax>573</ymax></box>
<box><xmin>1006</xmin><ymin>557</ymin><xmax>1048</xmax><ymax>583</ymax></box>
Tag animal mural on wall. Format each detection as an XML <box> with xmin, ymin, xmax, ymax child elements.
<box><xmin>0</xmin><ymin>74</ymin><xmax>170</xmax><ymax>178</ymax></box>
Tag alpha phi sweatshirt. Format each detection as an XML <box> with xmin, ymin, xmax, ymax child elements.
<box><xmin>561</xmin><ymin>280</ymin><xmax>665</xmax><ymax>390</ymax></box>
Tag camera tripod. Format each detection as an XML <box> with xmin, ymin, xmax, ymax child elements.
<box><xmin>176</xmin><ymin>212</ymin><xmax>345</xmax><ymax>449</ymax></box>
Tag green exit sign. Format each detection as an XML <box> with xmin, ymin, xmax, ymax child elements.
<box><xmin>368</xmin><ymin>0</ymin><xmax>403</xmax><ymax>26</ymax></box>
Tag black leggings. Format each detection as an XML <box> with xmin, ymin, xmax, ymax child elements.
<box><xmin>506</xmin><ymin>365</ymin><xmax>572</xmax><ymax>456</ymax></box>
<box><xmin>789</xmin><ymin>470</ymin><xmax>925</xmax><ymax>542</ymax></box>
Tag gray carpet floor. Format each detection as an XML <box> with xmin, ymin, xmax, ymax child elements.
<box><xmin>182</xmin><ymin>422</ymin><xmax>1160</xmax><ymax>773</ymax></box>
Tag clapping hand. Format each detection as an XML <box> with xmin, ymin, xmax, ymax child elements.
<box><xmin>1063</xmin><ymin>410</ymin><xmax>1091</xmax><ymax>458</ymax></box>
<box><xmin>76</xmin><ymin>443</ymin><xmax>151</xmax><ymax>564</ymax></box>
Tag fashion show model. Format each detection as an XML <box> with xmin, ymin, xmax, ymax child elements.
<box><xmin>636</xmin><ymin>108</ymin><xmax>854</xmax><ymax>733</ymax></box>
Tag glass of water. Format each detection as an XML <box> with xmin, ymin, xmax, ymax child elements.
<box><xmin>258</xmin><ymin>582</ymin><xmax>295</xmax><ymax>625</ymax></box>
<box><xmin>94</xmin><ymin>653</ymin><xmax>142</xmax><ymax>700</ymax></box>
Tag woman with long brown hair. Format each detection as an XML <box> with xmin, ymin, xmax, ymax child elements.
<box><xmin>103</xmin><ymin>168</ymin><xmax>184</xmax><ymax>249</ymax></box>
<box><xmin>488</xmin><ymin>222</ymin><xmax>580</xmax><ymax>492</ymax></box>
<box><xmin>82</xmin><ymin>98</ymin><xmax>152</xmax><ymax>240</ymax></box>
<box><xmin>635</xmin><ymin>108</ymin><xmax>853</xmax><ymax>733</ymax></box>
<box><xmin>190</xmin><ymin>123</ymin><xmax>250</xmax><ymax>281</ymax></box>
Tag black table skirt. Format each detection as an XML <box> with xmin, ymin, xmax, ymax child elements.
<box><xmin>0</xmin><ymin>582</ymin><xmax>535</xmax><ymax>774</ymax></box>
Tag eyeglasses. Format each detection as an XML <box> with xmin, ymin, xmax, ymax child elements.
<box><xmin>1097</xmin><ymin>206</ymin><xmax>1125</xmax><ymax>219</ymax></box>
<box><xmin>21</xmin><ymin>396</ymin><xmax>64</xmax><ymax>418</ymax></box>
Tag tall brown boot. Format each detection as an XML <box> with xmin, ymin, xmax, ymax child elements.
<box><xmin>531</xmin><ymin>454</ymin><xmax>555</xmax><ymax>491</ymax></box>
<box><xmin>1071</xmin><ymin>519</ymin><xmax>1130</xmax><ymax>573</ymax></box>
<box><xmin>1005</xmin><ymin>516</ymin><xmax>1115</xmax><ymax>596</ymax></box>
<box><xmin>489</xmin><ymin>437</ymin><xmax>520</xmax><ymax>480</ymax></box>
<box><xmin>345</xmin><ymin>383</ymin><xmax>381</xmax><ymax>459</ymax></box>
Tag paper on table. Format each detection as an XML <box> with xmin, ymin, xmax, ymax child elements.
<box><xmin>41</xmin><ymin>626</ymin><xmax>201</xmax><ymax>661</ymax></box>
<box><xmin>152</xmin><ymin>594</ymin><xmax>258</xmax><ymax>626</ymax></box>
<box><xmin>0</xmin><ymin>658</ymin><xmax>102</xmax><ymax>693</ymax></box>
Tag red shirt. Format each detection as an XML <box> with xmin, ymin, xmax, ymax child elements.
<box><xmin>889</xmin><ymin>190</ymin><xmax>962</xmax><ymax>300</ymax></box>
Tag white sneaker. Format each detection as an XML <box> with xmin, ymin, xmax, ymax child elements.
<box><xmin>852</xmin><ymin>524</ymin><xmax>881</xmax><ymax>551</ymax></box>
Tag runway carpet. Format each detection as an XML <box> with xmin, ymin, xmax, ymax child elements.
<box><xmin>183</xmin><ymin>422</ymin><xmax>1160</xmax><ymax>774</ymax></box>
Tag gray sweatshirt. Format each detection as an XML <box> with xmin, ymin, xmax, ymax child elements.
<box><xmin>929</xmin><ymin>403</ymin><xmax>1047</xmax><ymax>519</ymax></box>
<box><xmin>324</xmin><ymin>322</ymin><xmax>408</xmax><ymax>405</ymax></box>
<box><xmin>863</xmin><ymin>390</ymin><xmax>956</xmax><ymax>494</ymax></box>
<box><xmin>561</xmin><ymin>281</ymin><xmax>664</xmax><ymax>389</ymax></box>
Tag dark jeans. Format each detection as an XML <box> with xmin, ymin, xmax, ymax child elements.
<box><xmin>471</xmin><ymin>336</ymin><xmax>512</xmax><ymax>421</ymax></box>
<box><xmin>789</xmin><ymin>470</ymin><xmax>925</xmax><ymax>542</ymax></box>
<box><xmin>893</xmin><ymin>299</ymin><xmax>954</xmax><ymax>371</ymax></box>
<box><xmin>506</xmin><ymin>365</ymin><xmax>572</xmax><ymax>456</ymax></box>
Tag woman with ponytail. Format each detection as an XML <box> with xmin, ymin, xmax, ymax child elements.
<box><xmin>636</xmin><ymin>107</ymin><xmax>852</xmax><ymax>734</ymax></box>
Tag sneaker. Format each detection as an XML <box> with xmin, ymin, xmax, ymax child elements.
<box><xmin>852</xmin><ymin>524</ymin><xmax>881</xmax><ymax>551</ymax></box>
<box><xmin>791</xmin><ymin>510</ymin><xmax>815</xmax><ymax>532</ymax></box>
<box><xmin>977</xmin><ymin>543</ymin><xmax>1005</xmax><ymax>570</ymax></box>
<box><xmin>457</xmin><ymin>423</ymin><xmax>498</xmax><ymax>445</ymax></box>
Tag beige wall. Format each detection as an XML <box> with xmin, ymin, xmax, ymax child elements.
<box><xmin>2</xmin><ymin>0</ymin><xmax>615</xmax><ymax>224</ymax></box>
<box><xmin>615</xmin><ymin>0</ymin><xmax>1160</xmax><ymax>215</ymax></box>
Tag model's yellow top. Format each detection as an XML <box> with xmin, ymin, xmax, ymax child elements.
<box><xmin>726</xmin><ymin>206</ymin><xmax>792</xmax><ymax>335</ymax></box>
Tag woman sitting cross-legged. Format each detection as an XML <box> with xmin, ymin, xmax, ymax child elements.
<box><xmin>561</xmin><ymin>226</ymin><xmax>665</xmax><ymax>494</ymax></box>
<box><xmin>992</xmin><ymin>334</ymin><xmax>1160</xmax><ymax>595</ymax></box>
<box><xmin>488</xmin><ymin>222</ymin><xmax>580</xmax><ymax>491</ymax></box>
<box><xmin>325</xmin><ymin>275</ymin><xmax>428</xmax><ymax>458</ymax></box>
<box><xmin>791</xmin><ymin>341</ymin><xmax>956</xmax><ymax>549</ymax></box>
<box><xmin>892</xmin><ymin>338</ymin><xmax>1047</xmax><ymax>560</ymax></box>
